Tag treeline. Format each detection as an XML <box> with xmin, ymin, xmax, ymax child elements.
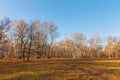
<box><xmin>0</xmin><ymin>18</ymin><xmax>59</xmax><ymax>61</ymax></box>
<box><xmin>0</xmin><ymin>18</ymin><xmax>120</xmax><ymax>61</ymax></box>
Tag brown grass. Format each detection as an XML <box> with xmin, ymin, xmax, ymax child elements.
<box><xmin>0</xmin><ymin>58</ymin><xmax>120</xmax><ymax>80</ymax></box>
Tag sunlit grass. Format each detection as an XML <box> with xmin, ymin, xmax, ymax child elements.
<box><xmin>0</xmin><ymin>59</ymin><xmax>120</xmax><ymax>80</ymax></box>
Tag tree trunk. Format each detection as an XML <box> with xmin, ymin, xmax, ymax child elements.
<box><xmin>22</xmin><ymin>52</ymin><xmax>25</xmax><ymax>61</ymax></box>
<box><xmin>37</xmin><ymin>47</ymin><xmax>40</xmax><ymax>59</ymax></box>
<box><xmin>27</xmin><ymin>43</ymin><xmax>31</xmax><ymax>62</ymax></box>
<box><xmin>48</xmin><ymin>46</ymin><xmax>51</xmax><ymax>59</ymax></box>
<box><xmin>27</xmin><ymin>51</ymin><xmax>30</xmax><ymax>62</ymax></box>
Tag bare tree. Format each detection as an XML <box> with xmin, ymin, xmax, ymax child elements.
<box><xmin>48</xmin><ymin>21</ymin><xmax>59</xmax><ymax>58</ymax></box>
<box><xmin>89</xmin><ymin>33</ymin><xmax>103</xmax><ymax>58</ymax></box>
<box><xmin>33</xmin><ymin>20</ymin><xmax>42</xmax><ymax>59</ymax></box>
<box><xmin>14</xmin><ymin>20</ymin><xmax>28</xmax><ymax>61</ymax></box>
<box><xmin>106</xmin><ymin>36</ymin><xmax>120</xmax><ymax>58</ymax></box>
<box><xmin>26</xmin><ymin>21</ymin><xmax>35</xmax><ymax>61</ymax></box>
<box><xmin>71</xmin><ymin>32</ymin><xmax>86</xmax><ymax>58</ymax></box>
<box><xmin>0</xmin><ymin>18</ymin><xmax>11</xmax><ymax>59</ymax></box>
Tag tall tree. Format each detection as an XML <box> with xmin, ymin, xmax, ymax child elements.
<box><xmin>26</xmin><ymin>21</ymin><xmax>35</xmax><ymax>61</ymax></box>
<box><xmin>48</xmin><ymin>21</ymin><xmax>59</xmax><ymax>58</ymax></box>
<box><xmin>0</xmin><ymin>18</ymin><xmax>11</xmax><ymax>58</ymax></box>
<box><xmin>89</xmin><ymin>33</ymin><xmax>103</xmax><ymax>58</ymax></box>
<box><xmin>14</xmin><ymin>20</ymin><xmax>28</xmax><ymax>61</ymax></box>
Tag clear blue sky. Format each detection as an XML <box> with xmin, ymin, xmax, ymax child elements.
<box><xmin>0</xmin><ymin>0</ymin><xmax>120</xmax><ymax>40</ymax></box>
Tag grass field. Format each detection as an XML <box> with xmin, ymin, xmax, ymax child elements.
<box><xmin>0</xmin><ymin>59</ymin><xmax>120</xmax><ymax>80</ymax></box>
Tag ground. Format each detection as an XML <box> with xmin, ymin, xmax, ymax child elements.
<box><xmin>0</xmin><ymin>58</ymin><xmax>120</xmax><ymax>80</ymax></box>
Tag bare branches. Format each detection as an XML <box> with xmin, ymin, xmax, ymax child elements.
<box><xmin>0</xmin><ymin>18</ymin><xmax>120</xmax><ymax>61</ymax></box>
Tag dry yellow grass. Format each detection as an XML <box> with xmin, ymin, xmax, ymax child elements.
<box><xmin>0</xmin><ymin>59</ymin><xmax>120</xmax><ymax>80</ymax></box>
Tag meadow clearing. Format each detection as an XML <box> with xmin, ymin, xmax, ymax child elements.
<box><xmin>0</xmin><ymin>59</ymin><xmax>120</xmax><ymax>80</ymax></box>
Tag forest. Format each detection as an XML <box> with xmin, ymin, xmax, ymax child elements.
<box><xmin>0</xmin><ymin>18</ymin><xmax>120</xmax><ymax>62</ymax></box>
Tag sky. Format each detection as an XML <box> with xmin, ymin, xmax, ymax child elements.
<box><xmin>0</xmin><ymin>0</ymin><xmax>120</xmax><ymax>40</ymax></box>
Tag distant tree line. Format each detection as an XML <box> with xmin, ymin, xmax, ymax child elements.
<box><xmin>0</xmin><ymin>18</ymin><xmax>120</xmax><ymax>61</ymax></box>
